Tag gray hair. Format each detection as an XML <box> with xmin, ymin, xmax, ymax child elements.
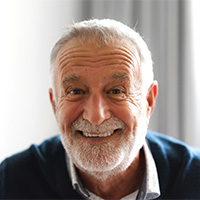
<box><xmin>50</xmin><ymin>19</ymin><xmax>154</xmax><ymax>97</ymax></box>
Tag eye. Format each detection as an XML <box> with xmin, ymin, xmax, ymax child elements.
<box><xmin>107</xmin><ymin>87</ymin><xmax>127</xmax><ymax>100</ymax></box>
<box><xmin>64</xmin><ymin>87</ymin><xmax>86</xmax><ymax>101</ymax></box>
<box><xmin>68</xmin><ymin>89</ymin><xmax>85</xmax><ymax>95</ymax></box>
<box><xmin>109</xmin><ymin>89</ymin><xmax>123</xmax><ymax>95</ymax></box>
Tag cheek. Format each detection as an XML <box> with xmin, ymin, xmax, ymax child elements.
<box><xmin>111</xmin><ymin>101</ymin><xmax>140</xmax><ymax>132</ymax></box>
<box><xmin>58</xmin><ymin>101</ymin><xmax>83</xmax><ymax>133</ymax></box>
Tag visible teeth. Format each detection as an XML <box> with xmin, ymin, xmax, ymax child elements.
<box><xmin>82</xmin><ymin>131</ymin><xmax>114</xmax><ymax>137</ymax></box>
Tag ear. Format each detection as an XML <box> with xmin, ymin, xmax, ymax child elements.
<box><xmin>146</xmin><ymin>81</ymin><xmax>158</xmax><ymax>117</ymax></box>
<box><xmin>49</xmin><ymin>88</ymin><xmax>57</xmax><ymax>117</ymax></box>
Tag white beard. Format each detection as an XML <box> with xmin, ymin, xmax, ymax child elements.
<box><xmin>60</xmin><ymin>110</ymin><xmax>148</xmax><ymax>181</ymax></box>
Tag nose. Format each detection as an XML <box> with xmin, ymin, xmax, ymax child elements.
<box><xmin>82</xmin><ymin>93</ymin><xmax>111</xmax><ymax>125</ymax></box>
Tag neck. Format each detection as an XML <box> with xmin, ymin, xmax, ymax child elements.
<box><xmin>77</xmin><ymin>149</ymin><xmax>145</xmax><ymax>200</ymax></box>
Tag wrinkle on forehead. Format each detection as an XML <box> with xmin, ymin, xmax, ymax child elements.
<box><xmin>55</xmin><ymin>38</ymin><xmax>141</xmax><ymax>71</ymax></box>
<box><xmin>54</xmin><ymin>40</ymin><xmax>142</xmax><ymax>95</ymax></box>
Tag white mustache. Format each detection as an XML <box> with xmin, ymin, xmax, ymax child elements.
<box><xmin>71</xmin><ymin>116</ymin><xmax>126</xmax><ymax>133</ymax></box>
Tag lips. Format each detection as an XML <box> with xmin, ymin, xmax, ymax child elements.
<box><xmin>78</xmin><ymin>129</ymin><xmax>119</xmax><ymax>138</ymax></box>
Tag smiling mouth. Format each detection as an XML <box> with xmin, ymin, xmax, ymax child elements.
<box><xmin>77</xmin><ymin>129</ymin><xmax>119</xmax><ymax>138</ymax></box>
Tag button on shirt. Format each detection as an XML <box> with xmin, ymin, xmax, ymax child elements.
<box><xmin>65</xmin><ymin>141</ymin><xmax>160</xmax><ymax>200</ymax></box>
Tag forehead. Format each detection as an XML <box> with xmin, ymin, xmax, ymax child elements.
<box><xmin>55</xmin><ymin>37</ymin><xmax>140</xmax><ymax>80</ymax></box>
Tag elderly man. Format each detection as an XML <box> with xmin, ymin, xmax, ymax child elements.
<box><xmin>0</xmin><ymin>19</ymin><xmax>200</xmax><ymax>199</ymax></box>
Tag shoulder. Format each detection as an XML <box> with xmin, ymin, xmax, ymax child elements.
<box><xmin>146</xmin><ymin>130</ymin><xmax>200</xmax><ymax>161</ymax></box>
<box><xmin>146</xmin><ymin>130</ymin><xmax>200</xmax><ymax>198</ymax></box>
<box><xmin>0</xmin><ymin>135</ymin><xmax>80</xmax><ymax>199</ymax></box>
<box><xmin>0</xmin><ymin>135</ymin><xmax>63</xmax><ymax>174</ymax></box>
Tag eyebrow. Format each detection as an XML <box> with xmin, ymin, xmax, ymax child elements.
<box><xmin>62</xmin><ymin>75</ymin><xmax>80</xmax><ymax>85</ymax></box>
<box><xmin>62</xmin><ymin>73</ymin><xmax>130</xmax><ymax>85</ymax></box>
<box><xmin>111</xmin><ymin>73</ymin><xmax>130</xmax><ymax>81</ymax></box>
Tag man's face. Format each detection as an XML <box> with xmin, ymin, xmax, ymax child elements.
<box><xmin>50</xmin><ymin>38</ymin><xmax>154</xmax><ymax>180</ymax></box>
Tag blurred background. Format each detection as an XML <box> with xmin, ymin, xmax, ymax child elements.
<box><xmin>0</xmin><ymin>0</ymin><xmax>200</xmax><ymax>162</ymax></box>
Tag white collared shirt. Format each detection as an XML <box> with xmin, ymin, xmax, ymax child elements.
<box><xmin>65</xmin><ymin>140</ymin><xmax>160</xmax><ymax>200</ymax></box>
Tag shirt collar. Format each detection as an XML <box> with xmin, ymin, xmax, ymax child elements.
<box><xmin>137</xmin><ymin>141</ymin><xmax>160</xmax><ymax>200</ymax></box>
<box><xmin>65</xmin><ymin>140</ymin><xmax>160</xmax><ymax>200</ymax></box>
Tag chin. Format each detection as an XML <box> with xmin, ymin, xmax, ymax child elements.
<box><xmin>60</xmin><ymin>128</ymin><xmax>145</xmax><ymax>181</ymax></box>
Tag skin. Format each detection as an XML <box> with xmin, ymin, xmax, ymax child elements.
<box><xmin>49</xmin><ymin>37</ymin><xmax>158</xmax><ymax>199</ymax></box>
